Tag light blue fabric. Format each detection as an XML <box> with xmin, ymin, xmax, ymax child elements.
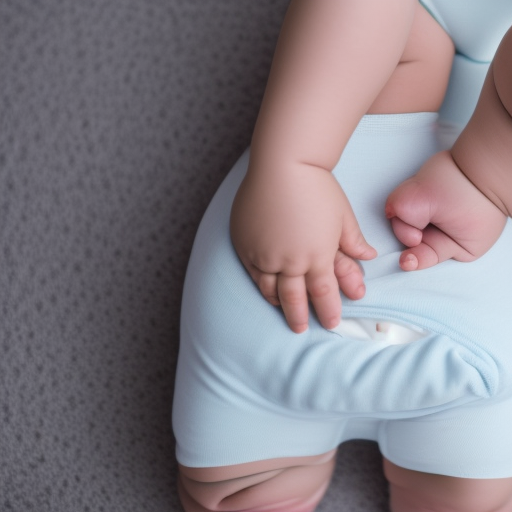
<box><xmin>421</xmin><ymin>0</ymin><xmax>512</xmax><ymax>127</ymax></box>
<box><xmin>420</xmin><ymin>0</ymin><xmax>512</xmax><ymax>63</ymax></box>
<box><xmin>173</xmin><ymin>114</ymin><xmax>512</xmax><ymax>477</ymax></box>
<box><xmin>173</xmin><ymin>3</ymin><xmax>512</xmax><ymax>478</ymax></box>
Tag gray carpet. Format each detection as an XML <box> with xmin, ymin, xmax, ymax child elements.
<box><xmin>0</xmin><ymin>1</ymin><xmax>388</xmax><ymax>510</ymax></box>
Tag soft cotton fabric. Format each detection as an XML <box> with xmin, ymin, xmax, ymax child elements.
<box><xmin>173</xmin><ymin>3</ymin><xmax>512</xmax><ymax>478</ymax></box>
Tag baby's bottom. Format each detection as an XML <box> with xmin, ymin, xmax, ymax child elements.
<box><xmin>179</xmin><ymin>454</ymin><xmax>512</xmax><ymax>512</ymax></box>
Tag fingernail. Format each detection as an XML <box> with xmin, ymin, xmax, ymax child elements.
<box><xmin>400</xmin><ymin>254</ymin><xmax>418</xmax><ymax>271</ymax></box>
<box><xmin>295</xmin><ymin>324</ymin><xmax>308</xmax><ymax>333</ymax></box>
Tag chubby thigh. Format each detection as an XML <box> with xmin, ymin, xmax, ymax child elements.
<box><xmin>385</xmin><ymin>460</ymin><xmax>512</xmax><ymax>512</ymax></box>
<box><xmin>178</xmin><ymin>450</ymin><xmax>337</xmax><ymax>512</ymax></box>
<box><xmin>177</xmin><ymin>451</ymin><xmax>512</xmax><ymax>512</ymax></box>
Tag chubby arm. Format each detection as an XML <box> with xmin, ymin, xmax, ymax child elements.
<box><xmin>230</xmin><ymin>0</ymin><xmax>434</xmax><ymax>333</ymax></box>
<box><xmin>386</xmin><ymin>26</ymin><xmax>512</xmax><ymax>271</ymax></box>
<box><xmin>452</xmin><ymin>26</ymin><xmax>512</xmax><ymax>217</ymax></box>
<box><xmin>248</xmin><ymin>0</ymin><xmax>417</xmax><ymax>174</ymax></box>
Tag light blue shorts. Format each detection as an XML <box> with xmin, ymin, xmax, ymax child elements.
<box><xmin>173</xmin><ymin>113</ymin><xmax>512</xmax><ymax>478</ymax></box>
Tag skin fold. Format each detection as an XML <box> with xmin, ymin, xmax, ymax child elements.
<box><xmin>386</xmin><ymin>26</ymin><xmax>512</xmax><ymax>271</ymax></box>
<box><xmin>230</xmin><ymin>0</ymin><xmax>453</xmax><ymax>334</ymax></box>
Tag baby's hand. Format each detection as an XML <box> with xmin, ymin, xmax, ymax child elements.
<box><xmin>230</xmin><ymin>164</ymin><xmax>376</xmax><ymax>333</ymax></box>
<box><xmin>385</xmin><ymin>150</ymin><xmax>507</xmax><ymax>271</ymax></box>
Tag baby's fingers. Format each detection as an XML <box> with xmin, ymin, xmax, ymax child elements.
<box><xmin>334</xmin><ymin>251</ymin><xmax>366</xmax><ymax>300</ymax></box>
<box><xmin>390</xmin><ymin>216</ymin><xmax>423</xmax><ymax>248</ymax></box>
<box><xmin>305</xmin><ymin>269</ymin><xmax>341</xmax><ymax>331</ymax></box>
<box><xmin>385</xmin><ymin>179</ymin><xmax>433</xmax><ymax>232</ymax></box>
<box><xmin>338</xmin><ymin>207</ymin><xmax>377</xmax><ymax>261</ymax></box>
<box><xmin>240</xmin><ymin>258</ymin><xmax>281</xmax><ymax>306</ymax></box>
<box><xmin>277</xmin><ymin>274</ymin><xmax>309</xmax><ymax>333</ymax></box>
<box><xmin>255</xmin><ymin>271</ymin><xmax>280</xmax><ymax>306</ymax></box>
<box><xmin>399</xmin><ymin>225</ymin><xmax>475</xmax><ymax>271</ymax></box>
<box><xmin>399</xmin><ymin>244</ymin><xmax>437</xmax><ymax>271</ymax></box>
<box><xmin>275</xmin><ymin>269</ymin><xmax>342</xmax><ymax>333</ymax></box>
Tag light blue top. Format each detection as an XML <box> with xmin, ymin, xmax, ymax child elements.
<box><xmin>421</xmin><ymin>0</ymin><xmax>512</xmax><ymax>63</ymax></box>
<box><xmin>421</xmin><ymin>0</ymin><xmax>512</xmax><ymax>127</ymax></box>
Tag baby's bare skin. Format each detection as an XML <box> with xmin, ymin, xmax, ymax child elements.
<box><xmin>386</xmin><ymin>26</ymin><xmax>512</xmax><ymax>271</ymax></box>
<box><xmin>230</xmin><ymin>0</ymin><xmax>453</xmax><ymax>334</ymax></box>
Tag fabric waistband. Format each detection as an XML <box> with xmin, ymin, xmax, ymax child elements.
<box><xmin>354</xmin><ymin>112</ymin><xmax>438</xmax><ymax>134</ymax></box>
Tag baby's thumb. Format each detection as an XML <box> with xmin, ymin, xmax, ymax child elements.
<box><xmin>399</xmin><ymin>224</ymin><xmax>470</xmax><ymax>271</ymax></box>
<box><xmin>339</xmin><ymin>209</ymin><xmax>377</xmax><ymax>261</ymax></box>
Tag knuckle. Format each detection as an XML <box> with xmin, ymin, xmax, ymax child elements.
<box><xmin>308</xmin><ymin>281</ymin><xmax>332</xmax><ymax>299</ymax></box>
<box><xmin>251</xmin><ymin>253</ymin><xmax>279</xmax><ymax>274</ymax></box>
<box><xmin>334</xmin><ymin>254</ymin><xmax>358</xmax><ymax>279</ymax></box>
<box><xmin>279</xmin><ymin>289</ymin><xmax>304</xmax><ymax>306</ymax></box>
<box><xmin>278</xmin><ymin>273</ymin><xmax>307</xmax><ymax>307</ymax></box>
<box><xmin>261</xmin><ymin>286</ymin><xmax>280</xmax><ymax>304</ymax></box>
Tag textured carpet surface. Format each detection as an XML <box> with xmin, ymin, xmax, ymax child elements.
<box><xmin>0</xmin><ymin>1</ymin><xmax>388</xmax><ymax>510</ymax></box>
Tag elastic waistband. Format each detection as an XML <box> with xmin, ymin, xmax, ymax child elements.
<box><xmin>355</xmin><ymin>112</ymin><xmax>438</xmax><ymax>134</ymax></box>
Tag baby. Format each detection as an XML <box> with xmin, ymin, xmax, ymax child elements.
<box><xmin>174</xmin><ymin>1</ymin><xmax>512</xmax><ymax>511</ymax></box>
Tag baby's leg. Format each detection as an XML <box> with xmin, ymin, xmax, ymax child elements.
<box><xmin>178</xmin><ymin>450</ymin><xmax>337</xmax><ymax>512</ymax></box>
<box><xmin>384</xmin><ymin>459</ymin><xmax>512</xmax><ymax>512</ymax></box>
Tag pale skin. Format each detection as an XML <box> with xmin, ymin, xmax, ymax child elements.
<box><xmin>230</xmin><ymin>0</ymin><xmax>452</xmax><ymax>335</ymax></box>
<box><xmin>386</xmin><ymin>25</ymin><xmax>512</xmax><ymax>271</ymax></box>
<box><xmin>232</xmin><ymin>4</ymin><xmax>512</xmax><ymax>331</ymax></box>
<box><xmin>180</xmin><ymin>2</ymin><xmax>512</xmax><ymax>512</ymax></box>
